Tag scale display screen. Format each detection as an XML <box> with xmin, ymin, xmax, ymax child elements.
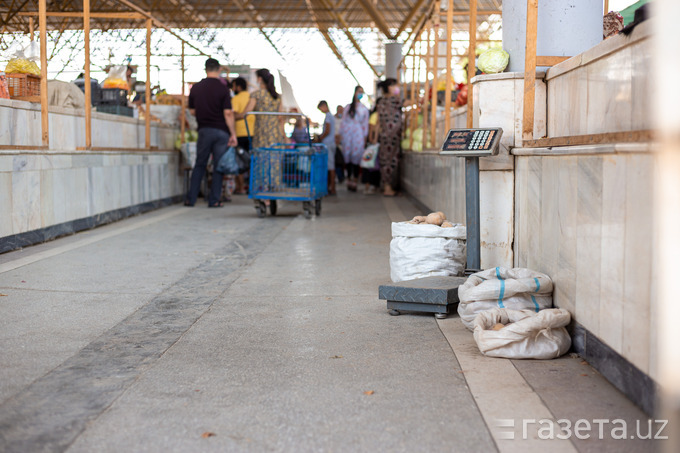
<box><xmin>439</xmin><ymin>128</ymin><xmax>503</xmax><ymax>156</ymax></box>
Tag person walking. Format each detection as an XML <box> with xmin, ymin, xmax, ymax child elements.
<box><xmin>185</xmin><ymin>58</ymin><xmax>237</xmax><ymax>208</ymax></box>
<box><xmin>316</xmin><ymin>100</ymin><xmax>336</xmax><ymax>195</ymax></box>
<box><xmin>376</xmin><ymin>78</ymin><xmax>403</xmax><ymax>197</ymax></box>
<box><xmin>238</xmin><ymin>68</ymin><xmax>284</xmax><ymax>149</ymax></box>
<box><xmin>339</xmin><ymin>86</ymin><xmax>369</xmax><ymax>192</ymax></box>
<box><xmin>231</xmin><ymin>77</ymin><xmax>255</xmax><ymax>194</ymax></box>
<box><xmin>362</xmin><ymin>97</ymin><xmax>382</xmax><ymax>195</ymax></box>
<box><xmin>334</xmin><ymin>105</ymin><xmax>345</xmax><ymax>184</ymax></box>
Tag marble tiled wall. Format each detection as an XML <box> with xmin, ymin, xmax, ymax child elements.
<box><xmin>514</xmin><ymin>152</ymin><xmax>657</xmax><ymax>379</ymax></box>
<box><xmin>0</xmin><ymin>99</ymin><xmax>176</xmax><ymax>149</ymax></box>
<box><xmin>0</xmin><ymin>99</ymin><xmax>183</xmax><ymax>240</ymax></box>
<box><xmin>401</xmin><ymin>152</ymin><xmax>466</xmax><ymax>225</ymax></box>
<box><xmin>0</xmin><ymin>151</ymin><xmax>183</xmax><ymax>239</ymax></box>
<box><xmin>545</xmin><ymin>20</ymin><xmax>652</xmax><ymax>137</ymax></box>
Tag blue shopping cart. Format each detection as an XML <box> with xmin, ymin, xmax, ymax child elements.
<box><xmin>245</xmin><ymin>112</ymin><xmax>328</xmax><ymax>219</ymax></box>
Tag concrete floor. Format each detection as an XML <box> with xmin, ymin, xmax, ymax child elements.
<box><xmin>0</xmin><ymin>192</ymin><xmax>658</xmax><ymax>452</ymax></box>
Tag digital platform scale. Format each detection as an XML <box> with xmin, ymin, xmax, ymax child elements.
<box><xmin>440</xmin><ymin>127</ymin><xmax>503</xmax><ymax>271</ymax></box>
<box><xmin>440</xmin><ymin>127</ymin><xmax>503</xmax><ymax>156</ymax></box>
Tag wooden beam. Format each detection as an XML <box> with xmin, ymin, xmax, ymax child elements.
<box><xmin>439</xmin><ymin>10</ymin><xmax>502</xmax><ymax>16</ymax></box>
<box><xmin>28</xmin><ymin>16</ymin><xmax>34</xmax><ymax>39</ymax></box>
<box><xmin>39</xmin><ymin>0</ymin><xmax>48</xmax><ymax>147</ymax></box>
<box><xmin>521</xmin><ymin>130</ymin><xmax>654</xmax><ymax>148</ymax></box>
<box><xmin>145</xmin><ymin>17</ymin><xmax>151</xmax><ymax>149</ymax></box>
<box><xmin>180</xmin><ymin>41</ymin><xmax>186</xmax><ymax>148</ymax></box>
<box><xmin>430</xmin><ymin>0</ymin><xmax>440</xmax><ymax>148</ymax></box>
<box><xmin>422</xmin><ymin>22</ymin><xmax>431</xmax><ymax>150</ymax></box>
<box><xmin>444</xmin><ymin>0</ymin><xmax>453</xmax><ymax>134</ymax></box>
<box><xmin>231</xmin><ymin>0</ymin><xmax>286</xmax><ymax>60</ymax></box>
<box><xmin>317</xmin><ymin>0</ymin><xmax>379</xmax><ymax>77</ymax></box>
<box><xmin>396</xmin><ymin>0</ymin><xmax>427</xmax><ymax>38</ymax></box>
<box><xmin>410</xmin><ymin>34</ymin><xmax>421</xmax><ymax>151</ymax></box>
<box><xmin>536</xmin><ymin>55</ymin><xmax>570</xmax><ymax>66</ymax></box>
<box><xmin>466</xmin><ymin>0</ymin><xmax>477</xmax><ymax>128</ymax></box>
<box><xmin>355</xmin><ymin>0</ymin><xmax>393</xmax><ymax>38</ymax></box>
<box><xmin>604</xmin><ymin>0</ymin><xmax>609</xmax><ymax>13</ymax></box>
<box><xmin>114</xmin><ymin>0</ymin><xmax>209</xmax><ymax>57</ymax></box>
<box><xmin>84</xmin><ymin>0</ymin><xmax>92</xmax><ymax>149</ymax></box>
<box><xmin>18</xmin><ymin>11</ymin><xmax>145</xmax><ymax>19</ymax></box>
<box><xmin>522</xmin><ymin>0</ymin><xmax>538</xmax><ymax>141</ymax></box>
<box><xmin>305</xmin><ymin>0</ymin><xmax>359</xmax><ymax>84</ymax></box>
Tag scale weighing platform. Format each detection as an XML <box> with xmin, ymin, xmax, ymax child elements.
<box><xmin>379</xmin><ymin>128</ymin><xmax>503</xmax><ymax>319</ymax></box>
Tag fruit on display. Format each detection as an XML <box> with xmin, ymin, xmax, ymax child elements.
<box><xmin>5</xmin><ymin>58</ymin><xmax>40</xmax><ymax>75</ymax></box>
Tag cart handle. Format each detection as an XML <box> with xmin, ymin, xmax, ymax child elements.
<box><xmin>243</xmin><ymin>111</ymin><xmax>312</xmax><ymax>148</ymax></box>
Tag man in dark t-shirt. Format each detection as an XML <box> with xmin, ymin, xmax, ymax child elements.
<box><xmin>185</xmin><ymin>58</ymin><xmax>237</xmax><ymax>207</ymax></box>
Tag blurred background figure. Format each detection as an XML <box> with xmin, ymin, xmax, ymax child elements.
<box><xmin>339</xmin><ymin>86</ymin><xmax>368</xmax><ymax>192</ymax></box>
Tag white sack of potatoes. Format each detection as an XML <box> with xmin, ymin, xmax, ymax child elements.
<box><xmin>389</xmin><ymin>222</ymin><xmax>466</xmax><ymax>282</ymax></box>
<box><xmin>473</xmin><ymin>307</ymin><xmax>572</xmax><ymax>359</ymax></box>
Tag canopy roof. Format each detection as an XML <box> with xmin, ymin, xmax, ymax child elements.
<box><xmin>1</xmin><ymin>0</ymin><xmax>502</xmax><ymax>37</ymax></box>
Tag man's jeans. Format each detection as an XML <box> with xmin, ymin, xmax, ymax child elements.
<box><xmin>186</xmin><ymin>127</ymin><xmax>230</xmax><ymax>206</ymax></box>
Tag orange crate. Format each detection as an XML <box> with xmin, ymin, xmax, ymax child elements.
<box><xmin>6</xmin><ymin>73</ymin><xmax>41</xmax><ymax>98</ymax></box>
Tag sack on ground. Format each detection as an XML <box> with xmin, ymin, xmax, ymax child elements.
<box><xmin>235</xmin><ymin>146</ymin><xmax>250</xmax><ymax>173</ymax></box>
<box><xmin>473</xmin><ymin>308</ymin><xmax>572</xmax><ymax>359</ymax></box>
<box><xmin>216</xmin><ymin>147</ymin><xmax>239</xmax><ymax>175</ymax></box>
<box><xmin>389</xmin><ymin>221</ymin><xmax>466</xmax><ymax>282</ymax></box>
<box><xmin>458</xmin><ymin>267</ymin><xmax>553</xmax><ymax>330</ymax></box>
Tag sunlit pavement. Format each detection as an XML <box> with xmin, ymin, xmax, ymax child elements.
<box><xmin>0</xmin><ymin>191</ymin><xmax>654</xmax><ymax>452</ymax></box>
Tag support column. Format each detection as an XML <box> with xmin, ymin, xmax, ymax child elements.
<box><xmin>503</xmin><ymin>0</ymin><xmax>602</xmax><ymax>72</ymax></box>
<box><xmin>145</xmin><ymin>18</ymin><xmax>151</xmax><ymax>149</ymax></box>
<box><xmin>385</xmin><ymin>42</ymin><xmax>402</xmax><ymax>80</ymax></box>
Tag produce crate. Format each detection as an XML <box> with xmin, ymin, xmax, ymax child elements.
<box><xmin>6</xmin><ymin>73</ymin><xmax>40</xmax><ymax>98</ymax></box>
<box><xmin>100</xmin><ymin>88</ymin><xmax>128</xmax><ymax>105</ymax></box>
<box><xmin>97</xmin><ymin>105</ymin><xmax>134</xmax><ymax>117</ymax></box>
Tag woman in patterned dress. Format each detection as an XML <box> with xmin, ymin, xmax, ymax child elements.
<box><xmin>339</xmin><ymin>86</ymin><xmax>369</xmax><ymax>192</ymax></box>
<box><xmin>238</xmin><ymin>69</ymin><xmax>285</xmax><ymax>194</ymax></box>
<box><xmin>376</xmin><ymin>78</ymin><xmax>403</xmax><ymax>197</ymax></box>
<box><xmin>239</xmin><ymin>68</ymin><xmax>284</xmax><ymax>149</ymax></box>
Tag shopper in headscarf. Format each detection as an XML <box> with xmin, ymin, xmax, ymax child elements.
<box><xmin>376</xmin><ymin>78</ymin><xmax>403</xmax><ymax>197</ymax></box>
<box><xmin>339</xmin><ymin>86</ymin><xmax>369</xmax><ymax>192</ymax></box>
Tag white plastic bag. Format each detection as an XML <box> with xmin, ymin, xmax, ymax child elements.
<box><xmin>389</xmin><ymin>221</ymin><xmax>466</xmax><ymax>282</ymax></box>
<box><xmin>457</xmin><ymin>267</ymin><xmax>553</xmax><ymax>330</ymax></box>
<box><xmin>473</xmin><ymin>308</ymin><xmax>572</xmax><ymax>359</ymax></box>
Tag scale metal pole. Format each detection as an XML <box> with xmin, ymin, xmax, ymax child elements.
<box><xmin>465</xmin><ymin>156</ymin><xmax>481</xmax><ymax>272</ymax></box>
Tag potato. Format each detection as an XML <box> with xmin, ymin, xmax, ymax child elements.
<box><xmin>425</xmin><ymin>212</ymin><xmax>445</xmax><ymax>226</ymax></box>
<box><xmin>436</xmin><ymin>211</ymin><xmax>447</xmax><ymax>221</ymax></box>
<box><xmin>441</xmin><ymin>221</ymin><xmax>454</xmax><ymax>228</ymax></box>
<box><xmin>410</xmin><ymin>216</ymin><xmax>427</xmax><ymax>224</ymax></box>
<box><xmin>492</xmin><ymin>323</ymin><xmax>505</xmax><ymax>331</ymax></box>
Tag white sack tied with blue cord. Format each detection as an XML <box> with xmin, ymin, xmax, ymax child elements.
<box><xmin>473</xmin><ymin>308</ymin><xmax>571</xmax><ymax>359</ymax></box>
<box><xmin>457</xmin><ymin>267</ymin><xmax>554</xmax><ymax>331</ymax></box>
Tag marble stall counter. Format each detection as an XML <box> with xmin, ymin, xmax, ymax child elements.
<box><xmin>0</xmin><ymin>99</ymin><xmax>177</xmax><ymax>150</ymax></box>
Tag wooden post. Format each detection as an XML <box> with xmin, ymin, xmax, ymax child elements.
<box><xmin>430</xmin><ymin>0</ymin><xmax>440</xmax><ymax>148</ymax></box>
<box><xmin>522</xmin><ymin>0</ymin><xmax>538</xmax><ymax>142</ymax></box>
<box><xmin>39</xmin><ymin>0</ymin><xmax>48</xmax><ymax>147</ymax></box>
<box><xmin>29</xmin><ymin>17</ymin><xmax>34</xmax><ymax>40</ymax></box>
<box><xmin>410</xmin><ymin>35</ymin><xmax>420</xmax><ymax>151</ymax></box>
<box><xmin>466</xmin><ymin>0</ymin><xmax>477</xmax><ymax>128</ymax></box>
<box><xmin>409</xmin><ymin>49</ymin><xmax>416</xmax><ymax>149</ymax></box>
<box><xmin>604</xmin><ymin>0</ymin><xmax>609</xmax><ymax>14</ymax></box>
<box><xmin>83</xmin><ymin>0</ymin><xmax>92</xmax><ymax>149</ymax></box>
<box><xmin>145</xmin><ymin>18</ymin><xmax>152</xmax><ymax>149</ymax></box>
<box><xmin>422</xmin><ymin>22</ymin><xmax>431</xmax><ymax>151</ymax></box>
<box><xmin>444</xmin><ymin>0</ymin><xmax>453</xmax><ymax>133</ymax></box>
<box><xmin>180</xmin><ymin>41</ymin><xmax>186</xmax><ymax>148</ymax></box>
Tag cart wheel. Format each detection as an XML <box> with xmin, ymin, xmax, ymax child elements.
<box><xmin>388</xmin><ymin>309</ymin><xmax>402</xmax><ymax>316</ymax></box>
<box><xmin>303</xmin><ymin>201</ymin><xmax>312</xmax><ymax>219</ymax></box>
<box><xmin>269</xmin><ymin>200</ymin><xmax>277</xmax><ymax>216</ymax></box>
<box><xmin>314</xmin><ymin>199</ymin><xmax>322</xmax><ymax>216</ymax></box>
<box><xmin>256</xmin><ymin>202</ymin><xmax>266</xmax><ymax>218</ymax></box>
<box><xmin>435</xmin><ymin>313</ymin><xmax>447</xmax><ymax>320</ymax></box>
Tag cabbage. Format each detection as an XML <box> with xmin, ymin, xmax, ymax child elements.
<box><xmin>478</xmin><ymin>49</ymin><xmax>509</xmax><ymax>74</ymax></box>
<box><xmin>401</xmin><ymin>138</ymin><xmax>410</xmax><ymax>150</ymax></box>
